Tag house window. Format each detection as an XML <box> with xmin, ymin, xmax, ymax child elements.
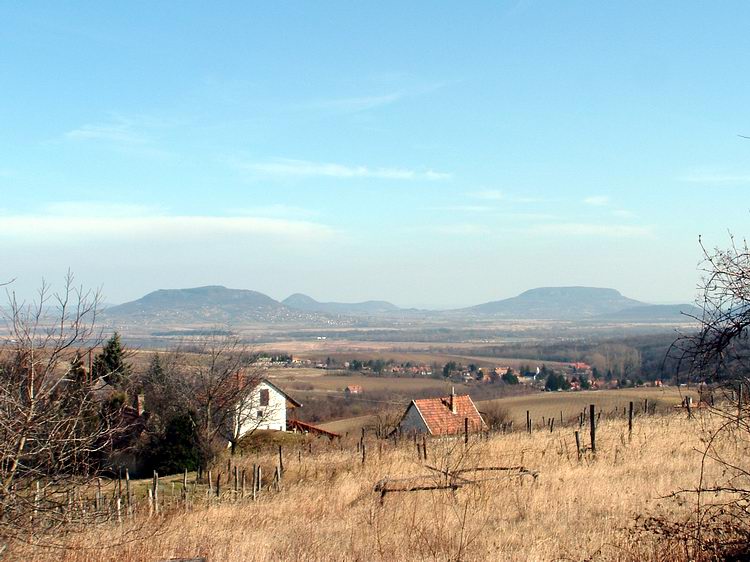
<box><xmin>260</xmin><ymin>388</ymin><xmax>269</xmax><ymax>406</ymax></box>
<box><xmin>256</xmin><ymin>409</ymin><xmax>264</xmax><ymax>420</ymax></box>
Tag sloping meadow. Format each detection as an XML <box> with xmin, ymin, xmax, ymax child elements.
<box><xmin>15</xmin><ymin>410</ymin><xmax>736</xmax><ymax>561</ymax></box>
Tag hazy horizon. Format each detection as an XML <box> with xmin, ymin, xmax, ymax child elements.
<box><xmin>3</xmin><ymin>2</ymin><xmax>749</xmax><ymax>307</ymax></box>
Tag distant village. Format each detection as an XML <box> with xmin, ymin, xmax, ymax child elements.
<box><xmin>255</xmin><ymin>353</ymin><xmax>663</xmax><ymax>392</ymax></box>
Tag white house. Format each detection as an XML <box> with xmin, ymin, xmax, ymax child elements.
<box><xmin>233</xmin><ymin>379</ymin><xmax>302</xmax><ymax>440</ymax></box>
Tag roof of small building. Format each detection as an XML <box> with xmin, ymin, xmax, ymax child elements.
<box><xmin>409</xmin><ymin>394</ymin><xmax>485</xmax><ymax>435</ymax></box>
<box><xmin>345</xmin><ymin>385</ymin><xmax>363</xmax><ymax>392</ymax></box>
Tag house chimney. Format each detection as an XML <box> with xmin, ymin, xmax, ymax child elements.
<box><xmin>450</xmin><ymin>386</ymin><xmax>457</xmax><ymax>414</ymax></box>
<box><xmin>136</xmin><ymin>393</ymin><xmax>145</xmax><ymax>416</ymax></box>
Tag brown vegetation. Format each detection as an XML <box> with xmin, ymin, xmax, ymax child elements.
<box><xmin>9</xmin><ymin>406</ymin><xmax>739</xmax><ymax>561</ymax></box>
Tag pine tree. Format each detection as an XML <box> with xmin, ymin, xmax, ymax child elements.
<box><xmin>69</xmin><ymin>351</ymin><xmax>88</xmax><ymax>385</ymax></box>
<box><xmin>92</xmin><ymin>332</ymin><xmax>132</xmax><ymax>388</ymax></box>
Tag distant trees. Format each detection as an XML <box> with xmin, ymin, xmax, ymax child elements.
<box><xmin>443</xmin><ymin>361</ymin><xmax>459</xmax><ymax>377</ymax></box>
<box><xmin>543</xmin><ymin>368</ymin><xmax>570</xmax><ymax>391</ymax></box>
<box><xmin>501</xmin><ymin>368</ymin><xmax>519</xmax><ymax>385</ymax></box>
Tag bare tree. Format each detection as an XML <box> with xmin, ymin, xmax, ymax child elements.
<box><xmin>174</xmin><ymin>332</ymin><xmax>263</xmax><ymax>462</ymax></box>
<box><xmin>666</xmin><ymin>235</ymin><xmax>750</xmax><ymax>557</ymax></box>
<box><xmin>0</xmin><ymin>274</ymin><xmax>125</xmax><ymax>548</ymax></box>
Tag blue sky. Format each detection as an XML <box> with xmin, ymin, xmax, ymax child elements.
<box><xmin>1</xmin><ymin>2</ymin><xmax>749</xmax><ymax>307</ymax></box>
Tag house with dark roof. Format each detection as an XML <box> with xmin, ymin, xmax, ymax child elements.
<box><xmin>394</xmin><ymin>388</ymin><xmax>486</xmax><ymax>436</ymax></box>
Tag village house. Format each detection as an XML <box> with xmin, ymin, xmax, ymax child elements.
<box><xmin>344</xmin><ymin>384</ymin><xmax>363</xmax><ymax>395</ymax></box>
<box><xmin>233</xmin><ymin>379</ymin><xmax>302</xmax><ymax>438</ymax></box>
<box><xmin>393</xmin><ymin>389</ymin><xmax>486</xmax><ymax>436</ymax></box>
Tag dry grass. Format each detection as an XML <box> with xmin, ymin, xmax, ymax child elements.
<box><xmin>15</xmin><ymin>409</ymin><xmax>726</xmax><ymax>562</ymax></box>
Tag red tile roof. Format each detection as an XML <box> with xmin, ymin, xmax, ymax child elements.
<box><xmin>412</xmin><ymin>394</ymin><xmax>485</xmax><ymax>435</ymax></box>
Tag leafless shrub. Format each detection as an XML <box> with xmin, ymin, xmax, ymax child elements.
<box><xmin>666</xmin><ymin>235</ymin><xmax>750</xmax><ymax>557</ymax></box>
<box><xmin>0</xmin><ymin>274</ymin><xmax>127</xmax><ymax>549</ymax></box>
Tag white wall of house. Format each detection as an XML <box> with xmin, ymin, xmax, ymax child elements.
<box><xmin>397</xmin><ymin>402</ymin><xmax>429</xmax><ymax>434</ymax></box>
<box><xmin>235</xmin><ymin>381</ymin><xmax>288</xmax><ymax>438</ymax></box>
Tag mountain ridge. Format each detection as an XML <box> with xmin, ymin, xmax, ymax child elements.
<box><xmin>282</xmin><ymin>293</ymin><xmax>401</xmax><ymax>315</ymax></box>
<box><xmin>101</xmin><ymin>284</ymin><xmax>696</xmax><ymax>326</ymax></box>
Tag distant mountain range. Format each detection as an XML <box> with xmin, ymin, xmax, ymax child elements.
<box><xmin>282</xmin><ymin>293</ymin><xmax>401</xmax><ymax>315</ymax></box>
<box><xmin>464</xmin><ymin>286</ymin><xmax>644</xmax><ymax>319</ymax></box>
<box><xmin>101</xmin><ymin>285</ymin><xmax>698</xmax><ymax>327</ymax></box>
<box><xmin>102</xmin><ymin>286</ymin><xmax>320</xmax><ymax>326</ymax></box>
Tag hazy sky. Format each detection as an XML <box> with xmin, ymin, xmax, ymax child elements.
<box><xmin>2</xmin><ymin>2</ymin><xmax>749</xmax><ymax>308</ymax></box>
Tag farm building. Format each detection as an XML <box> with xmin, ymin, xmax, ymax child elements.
<box><xmin>394</xmin><ymin>389</ymin><xmax>486</xmax><ymax>435</ymax></box>
<box><xmin>345</xmin><ymin>385</ymin><xmax>363</xmax><ymax>395</ymax></box>
<box><xmin>233</xmin><ymin>379</ymin><xmax>302</xmax><ymax>438</ymax></box>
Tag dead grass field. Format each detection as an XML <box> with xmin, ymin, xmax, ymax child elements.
<box><xmin>16</xmin><ymin>407</ymin><xmax>729</xmax><ymax>562</ymax></box>
<box><xmin>318</xmin><ymin>386</ymin><xmax>695</xmax><ymax>436</ymax></box>
<box><xmin>270</xmin><ymin>369</ymin><xmax>451</xmax><ymax>393</ymax></box>
<box><xmin>477</xmin><ymin>386</ymin><xmax>697</xmax><ymax>426</ymax></box>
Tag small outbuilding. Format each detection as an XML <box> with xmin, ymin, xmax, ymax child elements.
<box><xmin>394</xmin><ymin>388</ymin><xmax>486</xmax><ymax>436</ymax></box>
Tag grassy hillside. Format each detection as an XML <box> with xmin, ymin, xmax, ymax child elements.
<box><xmin>18</xmin><ymin>406</ymin><xmax>728</xmax><ymax>561</ymax></box>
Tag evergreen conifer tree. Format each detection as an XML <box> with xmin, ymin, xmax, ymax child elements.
<box><xmin>92</xmin><ymin>332</ymin><xmax>132</xmax><ymax>388</ymax></box>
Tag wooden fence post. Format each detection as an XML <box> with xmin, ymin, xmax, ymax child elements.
<box><xmin>575</xmin><ymin>431</ymin><xmax>581</xmax><ymax>461</ymax></box>
<box><xmin>422</xmin><ymin>435</ymin><xmax>428</xmax><ymax>461</ymax></box>
<box><xmin>96</xmin><ymin>477</ymin><xmax>102</xmax><ymax>512</ymax></box>
<box><xmin>589</xmin><ymin>405</ymin><xmax>596</xmax><ymax>454</ymax></box>
<box><xmin>628</xmin><ymin>401</ymin><xmax>633</xmax><ymax>441</ymax></box>
<box><xmin>738</xmin><ymin>384</ymin><xmax>743</xmax><ymax>427</ymax></box>
<box><xmin>526</xmin><ymin>410</ymin><xmax>531</xmax><ymax>434</ymax></box>
<box><xmin>278</xmin><ymin>445</ymin><xmax>284</xmax><ymax>474</ymax></box>
<box><xmin>125</xmin><ymin>468</ymin><xmax>132</xmax><ymax>517</ymax></box>
<box><xmin>362</xmin><ymin>440</ymin><xmax>366</xmax><ymax>465</ymax></box>
<box><xmin>464</xmin><ymin>417</ymin><xmax>469</xmax><ymax>445</ymax></box>
<box><xmin>154</xmin><ymin>471</ymin><xmax>160</xmax><ymax>514</ymax></box>
<box><xmin>549</xmin><ymin>418</ymin><xmax>554</xmax><ymax>433</ymax></box>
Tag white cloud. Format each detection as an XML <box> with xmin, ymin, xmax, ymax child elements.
<box><xmin>236</xmin><ymin>158</ymin><xmax>450</xmax><ymax>181</ymax></box>
<box><xmin>65</xmin><ymin>119</ymin><xmax>147</xmax><ymax>144</ymax></box>
<box><xmin>612</xmin><ymin>209</ymin><xmax>635</xmax><ymax>219</ymax></box>
<box><xmin>434</xmin><ymin>224</ymin><xmax>491</xmax><ymax>235</ymax></box>
<box><xmin>583</xmin><ymin>196</ymin><xmax>610</xmax><ymax>206</ymax></box>
<box><xmin>426</xmin><ymin>205</ymin><xmax>494</xmax><ymax>213</ymax></box>
<box><xmin>531</xmin><ymin>222</ymin><xmax>652</xmax><ymax>238</ymax></box>
<box><xmin>473</xmin><ymin>189</ymin><xmax>505</xmax><ymax>200</ymax></box>
<box><xmin>231</xmin><ymin>204</ymin><xmax>319</xmax><ymax>219</ymax></box>
<box><xmin>303</xmin><ymin>92</ymin><xmax>403</xmax><ymax>113</ymax></box>
<box><xmin>680</xmin><ymin>172</ymin><xmax>750</xmax><ymax>185</ymax></box>
<box><xmin>62</xmin><ymin>115</ymin><xmax>175</xmax><ymax>159</ymax></box>
<box><xmin>0</xmin><ymin>204</ymin><xmax>333</xmax><ymax>243</ymax></box>
<box><xmin>471</xmin><ymin>190</ymin><xmax>549</xmax><ymax>203</ymax></box>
